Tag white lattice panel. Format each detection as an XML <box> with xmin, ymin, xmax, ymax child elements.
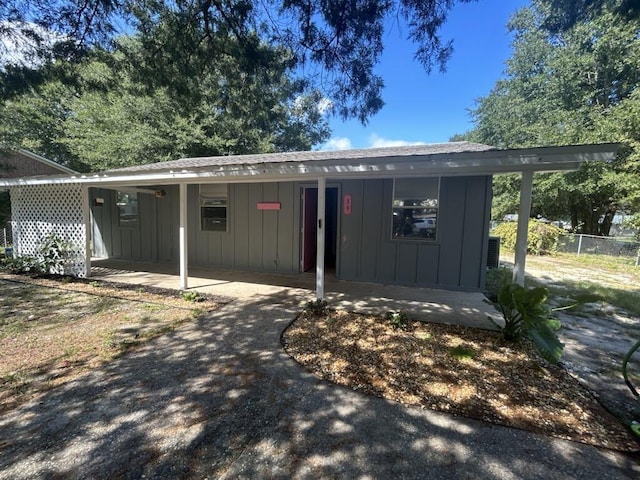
<box><xmin>10</xmin><ymin>184</ymin><xmax>87</xmax><ymax>276</ymax></box>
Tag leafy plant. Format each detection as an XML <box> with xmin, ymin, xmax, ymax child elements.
<box><xmin>306</xmin><ymin>299</ymin><xmax>328</xmax><ymax>316</ymax></box>
<box><xmin>38</xmin><ymin>233</ymin><xmax>72</xmax><ymax>275</ymax></box>
<box><xmin>385</xmin><ymin>309</ymin><xmax>410</xmax><ymax>330</ymax></box>
<box><xmin>487</xmin><ymin>282</ymin><xmax>564</xmax><ymax>363</ymax></box>
<box><xmin>181</xmin><ymin>290</ymin><xmax>204</xmax><ymax>303</ymax></box>
<box><xmin>2</xmin><ymin>254</ymin><xmax>40</xmax><ymax>274</ymax></box>
<box><xmin>1</xmin><ymin>233</ymin><xmax>72</xmax><ymax>275</ymax></box>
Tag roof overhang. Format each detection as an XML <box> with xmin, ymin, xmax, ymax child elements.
<box><xmin>0</xmin><ymin>143</ymin><xmax>618</xmax><ymax>189</ymax></box>
<box><xmin>16</xmin><ymin>149</ymin><xmax>78</xmax><ymax>175</ymax></box>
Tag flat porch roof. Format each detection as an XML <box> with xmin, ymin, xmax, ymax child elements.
<box><xmin>90</xmin><ymin>258</ymin><xmax>502</xmax><ymax>331</ymax></box>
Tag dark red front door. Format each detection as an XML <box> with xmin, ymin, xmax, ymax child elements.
<box><xmin>302</xmin><ymin>188</ymin><xmax>317</xmax><ymax>272</ymax></box>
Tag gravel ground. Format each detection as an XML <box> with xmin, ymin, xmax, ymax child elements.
<box><xmin>1</xmin><ymin>290</ymin><xmax>639</xmax><ymax>479</ymax></box>
<box><xmin>2</xmin><ymin>259</ymin><xmax>640</xmax><ymax>478</ymax></box>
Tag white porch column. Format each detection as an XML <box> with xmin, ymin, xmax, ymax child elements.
<box><xmin>82</xmin><ymin>185</ymin><xmax>92</xmax><ymax>278</ymax></box>
<box><xmin>179</xmin><ymin>183</ymin><xmax>189</xmax><ymax>290</ymax></box>
<box><xmin>316</xmin><ymin>177</ymin><xmax>326</xmax><ymax>300</ymax></box>
<box><xmin>513</xmin><ymin>170</ymin><xmax>534</xmax><ymax>286</ymax></box>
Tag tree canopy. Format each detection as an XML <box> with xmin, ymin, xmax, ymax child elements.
<box><xmin>0</xmin><ymin>0</ymin><xmax>487</xmax><ymax>173</ymax></box>
<box><xmin>0</xmin><ymin>34</ymin><xmax>331</xmax><ymax>171</ymax></box>
<box><xmin>469</xmin><ymin>0</ymin><xmax>640</xmax><ymax>235</ymax></box>
<box><xmin>537</xmin><ymin>0</ymin><xmax>640</xmax><ymax>32</ymax></box>
<box><xmin>1</xmin><ymin>0</ymin><xmax>477</xmax><ymax>124</ymax></box>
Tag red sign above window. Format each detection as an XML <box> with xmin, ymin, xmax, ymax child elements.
<box><xmin>257</xmin><ymin>202</ymin><xmax>281</xmax><ymax>211</ymax></box>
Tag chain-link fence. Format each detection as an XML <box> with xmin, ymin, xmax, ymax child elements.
<box><xmin>557</xmin><ymin>234</ymin><xmax>640</xmax><ymax>266</ymax></box>
<box><xmin>1</xmin><ymin>224</ymin><xmax>11</xmax><ymax>247</ymax></box>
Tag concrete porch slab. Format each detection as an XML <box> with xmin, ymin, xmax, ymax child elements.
<box><xmin>90</xmin><ymin>258</ymin><xmax>502</xmax><ymax>330</ymax></box>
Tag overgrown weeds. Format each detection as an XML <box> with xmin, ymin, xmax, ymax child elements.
<box><xmin>385</xmin><ymin>309</ymin><xmax>410</xmax><ymax>330</ymax></box>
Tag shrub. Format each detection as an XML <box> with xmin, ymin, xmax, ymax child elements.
<box><xmin>491</xmin><ymin>219</ymin><xmax>565</xmax><ymax>255</ymax></box>
<box><xmin>486</xmin><ymin>281</ymin><xmax>564</xmax><ymax>363</ymax></box>
<box><xmin>38</xmin><ymin>233</ymin><xmax>72</xmax><ymax>275</ymax></box>
<box><xmin>2</xmin><ymin>254</ymin><xmax>40</xmax><ymax>274</ymax></box>
<box><xmin>1</xmin><ymin>233</ymin><xmax>72</xmax><ymax>275</ymax></box>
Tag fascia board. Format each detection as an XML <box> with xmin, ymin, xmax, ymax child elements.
<box><xmin>0</xmin><ymin>161</ymin><xmax>598</xmax><ymax>187</ymax></box>
<box><xmin>0</xmin><ymin>143</ymin><xmax>618</xmax><ymax>188</ymax></box>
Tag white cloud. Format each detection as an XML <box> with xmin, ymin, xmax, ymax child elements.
<box><xmin>368</xmin><ymin>133</ymin><xmax>426</xmax><ymax>149</ymax></box>
<box><xmin>320</xmin><ymin>137</ymin><xmax>353</xmax><ymax>151</ymax></box>
<box><xmin>319</xmin><ymin>133</ymin><xmax>428</xmax><ymax>151</ymax></box>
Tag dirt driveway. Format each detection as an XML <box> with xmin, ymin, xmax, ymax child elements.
<box><xmin>1</xmin><ymin>289</ymin><xmax>638</xmax><ymax>479</ymax></box>
<box><xmin>519</xmin><ymin>255</ymin><xmax>640</xmax><ymax>426</ymax></box>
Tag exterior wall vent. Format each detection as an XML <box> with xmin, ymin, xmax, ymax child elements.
<box><xmin>487</xmin><ymin>236</ymin><xmax>501</xmax><ymax>269</ymax></box>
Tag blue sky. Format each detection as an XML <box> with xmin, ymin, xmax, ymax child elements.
<box><xmin>321</xmin><ymin>0</ymin><xmax>530</xmax><ymax>150</ymax></box>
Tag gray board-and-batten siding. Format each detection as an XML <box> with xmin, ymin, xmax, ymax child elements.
<box><xmin>90</xmin><ymin>174</ymin><xmax>492</xmax><ymax>291</ymax></box>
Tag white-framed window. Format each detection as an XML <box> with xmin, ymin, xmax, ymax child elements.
<box><xmin>392</xmin><ymin>178</ymin><xmax>439</xmax><ymax>240</ymax></box>
<box><xmin>200</xmin><ymin>184</ymin><xmax>228</xmax><ymax>232</ymax></box>
<box><xmin>116</xmin><ymin>191</ymin><xmax>138</xmax><ymax>227</ymax></box>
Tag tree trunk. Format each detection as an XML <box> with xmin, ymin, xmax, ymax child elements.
<box><xmin>570</xmin><ymin>208</ymin><xmax>579</xmax><ymax>232</ymax></box>
<box><xmin>599</xmin><ymin>203</ymin><xmax>617</xmax><ymax>237</ymax></box>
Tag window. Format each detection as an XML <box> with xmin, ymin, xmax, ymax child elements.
<box><xmin>116</xmin><ymin>191</ymin><xmax>138</xmax><ymax>227</ymax></box>
<box><xmin>392</xmin><ymin>178</ymin><xmax>439</xmax><ymax>240</ymax></box>
<box><xmin>200</xmin><ymin>184</ymin><xmax>228</xmax><ymax>231</ymax></box>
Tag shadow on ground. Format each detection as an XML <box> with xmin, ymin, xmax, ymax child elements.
<box><xmin>1</xmin><ymin>291</ymin><xmax>638</xmax><ymax>479</ymax></box>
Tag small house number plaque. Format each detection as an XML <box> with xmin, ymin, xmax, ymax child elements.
<box><xmin>343</xmin><ymin>194</ymin><xmax>352</xmax><ymax>215</ymax></box>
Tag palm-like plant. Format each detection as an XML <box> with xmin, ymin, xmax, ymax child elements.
<box><xmin>488</xmin><ymin>283</ymin><xmax>564</xmax><ymax>363</ymax></box>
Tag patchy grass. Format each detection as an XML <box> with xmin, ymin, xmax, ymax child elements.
<box><xmin>497</xmin><ymin>251</ymin><xmax>640</xmax><ymax>317</ymax></box>
<box><xmin>449</xmin><ymin>345</ymin><xmax>476</xmax><ymax>360</ymax></box>
<box><xmin>540</xmin><ymin>281</ymin><xmax>640</xmax><ymax>319</ymax></box>
<box><xmin>0</xmin><ymin>274</ymin><xmax>222</xmax><ymax>413</ymax></box>
<box><xmin>554</xmin><ymin>251</ymin><xmax>639</xmax><ymax>272</ymax></box>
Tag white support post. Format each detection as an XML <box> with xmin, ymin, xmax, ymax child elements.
<box><xmin>316</xmin><ymin>177</ymin><xmax>326</xmax><ymax>300</ymax></box>
<box><xmin>10</xmin><ymin>188</ymin><xmax>21</xmax><ymax>256</ymax></box>
<box><xmin>513</xmin><ymin>170</ymin><xmax>534</xmax><ymax>286</ymax></box>
<box><xmin>179</xmin><ymin>183</ymin><xmax>189</xmax><ymax>290</ymax></box>
<box><xmin>82</xmin><ymin>186</ymin><xmax>92</xmax><ymax>278</ymax></box>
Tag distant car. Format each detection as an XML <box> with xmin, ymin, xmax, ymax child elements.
<box><xmin>413</xmin><ymin>218</ymin><xmax>436</xmax><ymax>237</ymax></box>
